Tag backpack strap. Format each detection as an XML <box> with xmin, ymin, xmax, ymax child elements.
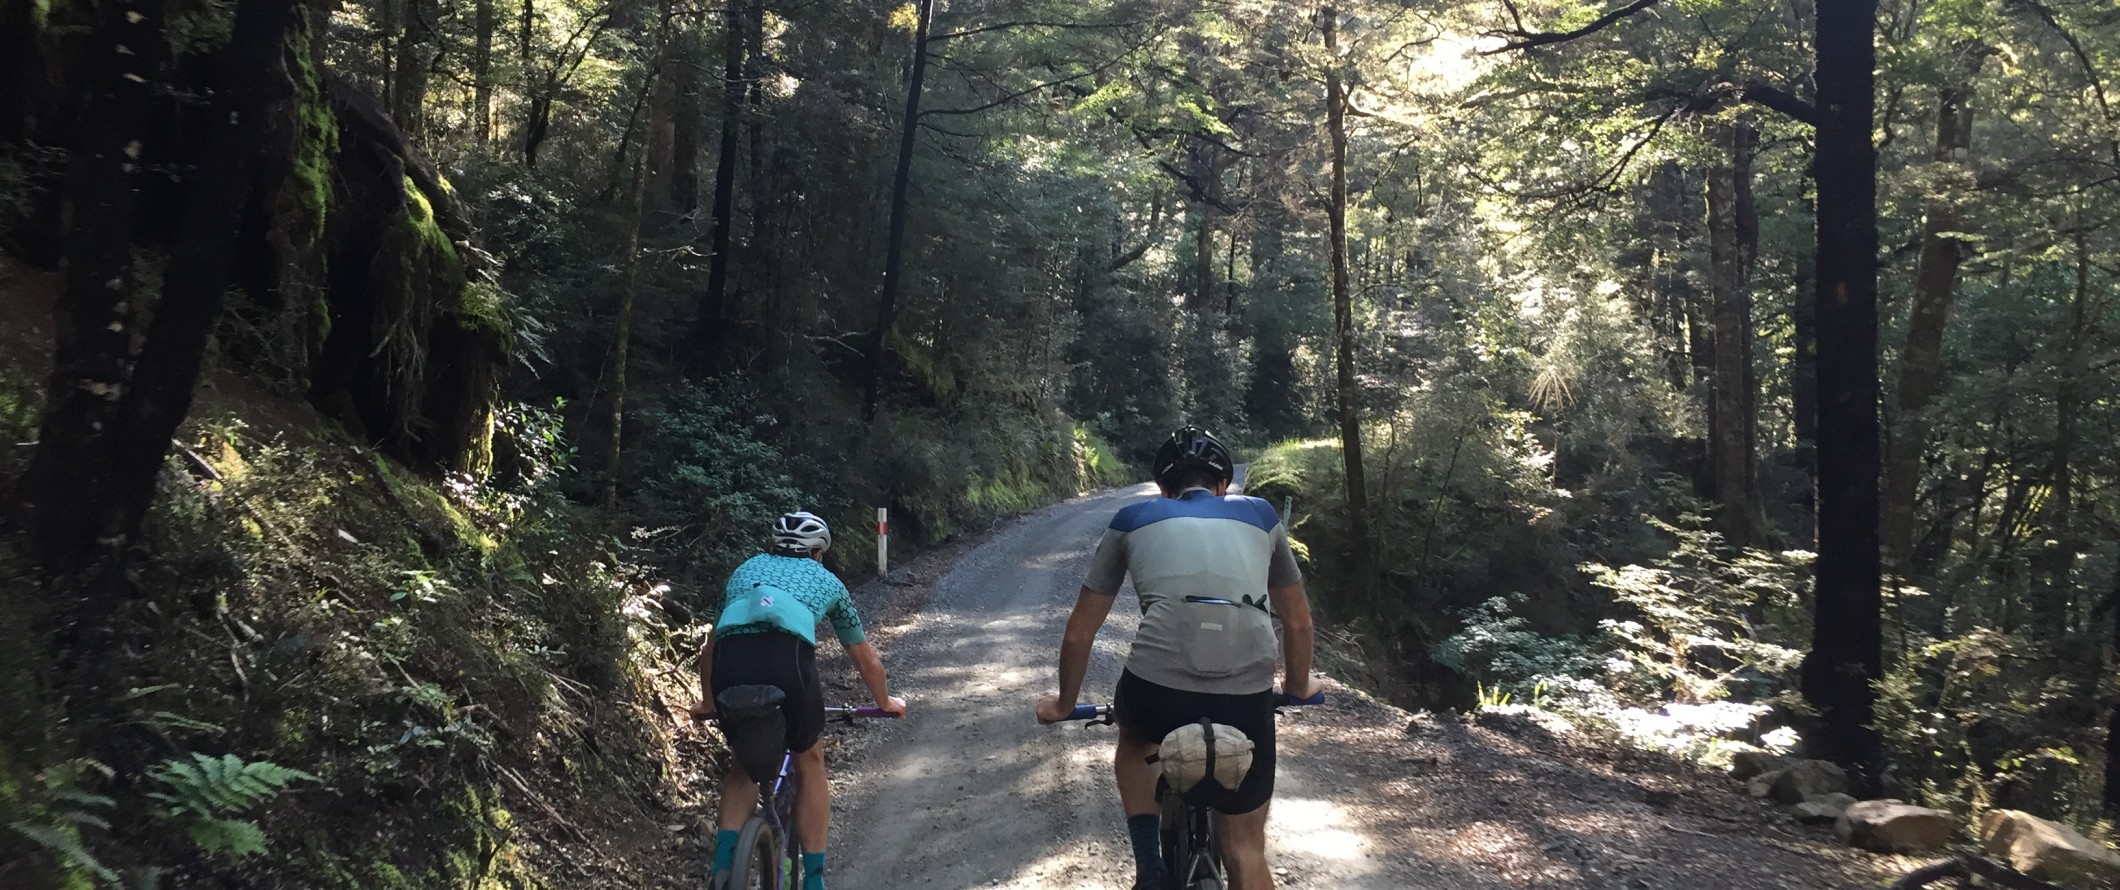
<box><xmin>1199</xmin><ymin>717</ymin><xmax>1216</xmax><ymax>788</ymax></box>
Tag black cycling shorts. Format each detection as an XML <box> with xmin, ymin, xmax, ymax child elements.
<box><xmin>1112</xmin><ymin>669</ymin><xmax>1276</xmax><ymax>815</ymax></box>
<box><xmin>712</xmin><ymin>631</ymin><xmax>825</xmax><ymax>754</ymax></box>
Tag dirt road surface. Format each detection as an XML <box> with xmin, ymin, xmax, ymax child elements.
<box><xmin>824</xmin><ymin>481</ymin><xmax>1890</xmax><ymax>889</ymax></box>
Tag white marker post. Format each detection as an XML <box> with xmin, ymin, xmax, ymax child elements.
<box><xmin>876</xmin><ymin>507</ymin><xmax>889</xmax><ymax>580</ymax></box>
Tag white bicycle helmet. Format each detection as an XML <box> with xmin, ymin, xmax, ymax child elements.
<box><xmin>771</xmin><ymin>511</ymin><xmax>832</xmax><ymax>554</ymax></box>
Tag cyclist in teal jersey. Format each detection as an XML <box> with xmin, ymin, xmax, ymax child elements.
<box><xmin>693</xmin><ymin>512</ymin><xmax>906</xmax><ymax>890</ymax></box>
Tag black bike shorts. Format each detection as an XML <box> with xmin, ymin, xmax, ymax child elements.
<box><xmin>712</xmin><ymin>631</ymin><xmax>825</xmax><ymax>754</ymax></box>
<box><xmin>1112</xmin><ymin>669</ymin><xmax>1276</xmax><ymax>815</ymax></box>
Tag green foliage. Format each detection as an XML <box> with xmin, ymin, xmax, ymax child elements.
<box><xmin>1583</xmin><ymin>515</ymin><xmax>1810</xmax><ymax>703</ymax></box>
<box><xmin>146</xmin><ymin>754</ymin><xmax>316</xmax><ymax>860</ymax></box>
<box><xmin>624</xmin><ymin>380</ymin><xmax>808</xmax><ymax>590</ymax></box>
<box><xmin>6</xmin><ymin>759</ymin><xmax>120</xmax><ymax>886</ymax></box>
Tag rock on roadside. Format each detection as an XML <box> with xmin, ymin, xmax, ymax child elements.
<box><xmin>1731</xmin><ymin>751</ymin><xmax>1792</xmax><ymax>782</ymax></box>
<box><xmin>1981</xmin><ymin>809</ymin><xmax>2120</xmax><ymax>887</ymax></box>
<box><xmin>1836</xmin><ymin>801</ymin><xmax>1954</xmax><ymax>854</ymax></box>
<box><xmin>1792</xmin><ymin>793</ymin><xmax>1856</xmax><ymax>825</ymax></box>
<box><xmin>1770</xmin><ymin>760</ymin><xmax>1849</xmax><ymax>804</ymax></box>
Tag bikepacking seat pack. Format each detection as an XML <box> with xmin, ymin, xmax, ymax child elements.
<box><xmin>1153</xmin><ymin>719</ymin><xmax>1255</xmax><ymax>806</ymax></box>
<box><xmin>716</xmin><ymin>582</ymin><xmax>818</xmax><ymax>645</ymax></box>
<box><xmin>716</xmin><ymin>684</ymin><xmax>790</xmax><ymax>783</ymax></box>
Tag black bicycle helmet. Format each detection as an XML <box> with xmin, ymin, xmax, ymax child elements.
<box><xmin>1152</xmin><ymin>426</ymin><xmax>1235</xmax><ymax>487</ymax></box>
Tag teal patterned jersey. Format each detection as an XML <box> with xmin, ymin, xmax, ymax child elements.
<box><xmin>715</xmin><ymin>553</ymin><xmax>867</xmax><ymax>647</ymax></box>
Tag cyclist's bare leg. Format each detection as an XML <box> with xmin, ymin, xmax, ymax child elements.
<box><xmin>1113</xmin><ymin>734</ymin><xmax>1160</xmax><ymax>816</ymax></box>
<box><xmin>716</xmin><ymin>765</ymin><xmax>759</xmax><ymax>830</ymax></box>
<box><xmin>791</xmin><ymin>741</ymin><xmax>830</xmax><ymax>853</ymax></box>
<box><xmin>1214</xmin><ymin>805</ymin><xmax>1273</xmax><ymax>890</ymax></box>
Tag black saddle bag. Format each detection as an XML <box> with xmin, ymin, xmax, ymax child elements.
<box><xmin>716</xmin><ymin>684</ymin><xmax>789</xmax><ymax>784</ymax></box>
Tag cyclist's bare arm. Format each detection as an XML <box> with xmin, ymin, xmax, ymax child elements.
<box><xmin>845</xmin><ymin>641</ymin><xmax>907</xmax><ymax>717</ymax></box>
<box><xmin>1270</xmin><ymin>582</ymin><xmax>1317</xmax><ymax>699</ymax></box>
<box><xmin>1038</xmin><ymin>586</ymin><xmax>1117</xmax><ymax>723</ymax></box>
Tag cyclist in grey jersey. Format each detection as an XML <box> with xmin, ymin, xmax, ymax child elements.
<box><xmin>1036</xmin><ymin>428</ymin><xmax>1316</xmax><ymax>890</ymax></box>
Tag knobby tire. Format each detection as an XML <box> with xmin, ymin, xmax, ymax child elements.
<box><xmin>725</xmin><ymin>817</ymin><xmax>782</xmax><ymax>890</ymax></box>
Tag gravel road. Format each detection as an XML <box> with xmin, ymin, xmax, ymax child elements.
<box><xmin>822</xmin><ymin>481</ymin><xmax>1890</xmax><ymax>890</ymax></box>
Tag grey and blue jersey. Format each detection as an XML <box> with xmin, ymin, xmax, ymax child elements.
<box><xmin>1083</xmin><ymin>489</ymin><xmax>1303</xmax><ymax>695</ymax></box>
<box><xmin>716</xmin><ymin>553</ymin><xmax>867</xmax><ymax>648</ymax></box>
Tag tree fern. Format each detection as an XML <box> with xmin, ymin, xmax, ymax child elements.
<box><xmin>145</xmin><ymin>754</ymin><xmax>315</xmax><ymax>860</ymax></box>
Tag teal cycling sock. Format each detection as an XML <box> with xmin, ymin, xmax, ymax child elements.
<box><xmin>801</xmin><ymin>851</ymin><xmax>826</xmax><ymax>890</ymax></box>
<box><xmin>712</xmin><ymin>829</ymin><xmax>740</xmax><ymax>874</ymax></box>
<box><xmin>1127</xmin><ymin>813</ymin><xmax>1164</xmax><ymax>884</ymax></box>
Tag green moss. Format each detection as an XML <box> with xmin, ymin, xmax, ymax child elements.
<box><xmin>282</xmin><ymin>20</ymin><xmax>337</xmax><ymax>243</ymax></box>
<box><xmin>373</xmin><ymin>455</ymin><xmax>494</xmax><ymax>555</ymax></box>
<box><xmin>458</xmin><ymin>281</ymin><xmax>512</xmax><ymax>342</ymax></box>
<box><xmin>402</xmin><ymin>175</ymin><xmax>460</xmax><ymax>268</ymax></box>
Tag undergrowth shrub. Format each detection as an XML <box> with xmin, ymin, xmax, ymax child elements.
<box><xmin>624</xmin><ymin>379</ymin><xmax>809</xmax><ymax>595</ymax></box>
<box><xmin>1432</xmin><ymin>517</ymin><xmax>1811</xmax><ymax>763</ymax></box>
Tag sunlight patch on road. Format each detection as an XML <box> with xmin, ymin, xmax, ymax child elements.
<box><xmin>1272</xmin><ymin>795</ymin><xmax>1369</xmax><ymax>861</ymax></box>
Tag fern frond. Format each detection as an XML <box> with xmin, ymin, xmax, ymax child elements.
<box><xmin>186</xmin><ymin>818</ymin><xmax>269</xmax><ymax>859</ymax></box>
<box><xmin>8</xmin><ymin>821</ymin><xmax>118</xmax><ymax>881</ymax></box>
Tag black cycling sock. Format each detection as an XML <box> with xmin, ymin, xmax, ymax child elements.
<box><xmin>1127</xmin><ymin>813</ymin><xmax>1165</xmax><ymax>885</ymax></box>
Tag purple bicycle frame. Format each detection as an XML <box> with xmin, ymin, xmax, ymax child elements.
<box><xmin>737</xmin><ymin>706</ymin><xmax>896</xmax><ymax>889</ymax></box>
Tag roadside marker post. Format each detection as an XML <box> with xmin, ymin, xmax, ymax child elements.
<box><xmin>876</xmin><ymin>508</ymin><xmax>888</xmax><ymax>580</ymax></box>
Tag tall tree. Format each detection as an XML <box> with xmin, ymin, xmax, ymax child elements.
<box><xmin>1882</xmin><ymin>46</ymin><xmax>1989</xmax><ymax>576</ymax></box>
<box><xmin>861</xmin><ymin>0</ymin><xmax>936</xmax><ymax>422</ymax></box>
<box><xmin>1801</xmin><ymin>0</ymin><xmax>1885</xmax><ymax>791</ymax></box>
<box><xmin>1705</xmin><ymin>119</ymin><xmax>1763</xmax><ymax>546</ymax></box>
<box><xmin>474</xmin><ymin>0</ymin><xmax>495</xmax><ymax>146</ymax></box>
<box><xmin>1322</xmin><ymin>5</ymin><xmax>1374</xmax><ymax>598</ymax></box>
<box><xmin>699</xmin><ymin>0</ymin><xmax>745</xmax><ymax>335</ymax></box>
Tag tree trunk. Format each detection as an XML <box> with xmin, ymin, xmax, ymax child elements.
<box><xmin>698</xmin><ymin>0</ymin><xmax>745</xmax><ymax>341</ymax></box>
<box><xmin>1801</xmin><ymin>0</ymin><xmax>1885</xmax><ymax>794</ymax></box>
<box><xmin>25</xmin><ymin>0</ymin><xmax>172</xmax><ymax>579</ymax></box>
<box><xmin>666</xmin><ymin>26</ymin><xmax>701</xmax><ymax>213</ymax></box>
<box><xmin>390</xmin><ymin>0</ymin><xmax>431</xmax><ymax>139</ymax></box>
<box><xmin>746</xmin><ymin>0</ymin><xmax>765</xmax><ymax>197</ymax></box>
<box><xmin>860</xmin><ymin>0</ymin><xmax>934</xmax><ymax>422</ymax></box>
<box><xmin>1323</xmin><ymin>6</ymin><xmax>1374</xmax><ymax>601</ymax></box>
<box><xmin>1883</xmin><ymin>54</ymin><xmax>1983</xmax><ymax>576</ymax></box>
<box><xmin>1792</xmin><ymin>195</ymin><xmax>1819</xmax><ymax>462</ymax></box>
<box><xmin>1705</xmin><ymin>120</ymin><xmax>1762</xmax><ymax>546</ymax></box>
<box><xmin>2033</xmin><ymin>219</ymin><xmax>2092</xmax><ymax>635</ymax></box>
<box><xmin>26</xmin><ymin>0</ymin><xmax>297</xmax><ymax>732</ymax></box>
<box><xmin>603</xmin><ymin>139</ymin><xmax>652</xmax><ymax>514</ymax></box>
<box><xmin>2102</xmin><ymin>538</ymin><xmax>2120</xmax><ymax>816</ymax></box>
<box><xmin>474</xmin><ymin>0</ymin><xmax>494</xmax><ymax>147</ymax></box>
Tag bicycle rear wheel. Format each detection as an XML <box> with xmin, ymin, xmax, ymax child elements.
<box><xmin>1158</xmin><ymin>787</ymin><xmax>1225</xmax><ymax>890</ymax></box>
<box><xmin>723</xmin><ymin>817</ymin><xmax>784</xmax><ymax>890</ymax></box>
